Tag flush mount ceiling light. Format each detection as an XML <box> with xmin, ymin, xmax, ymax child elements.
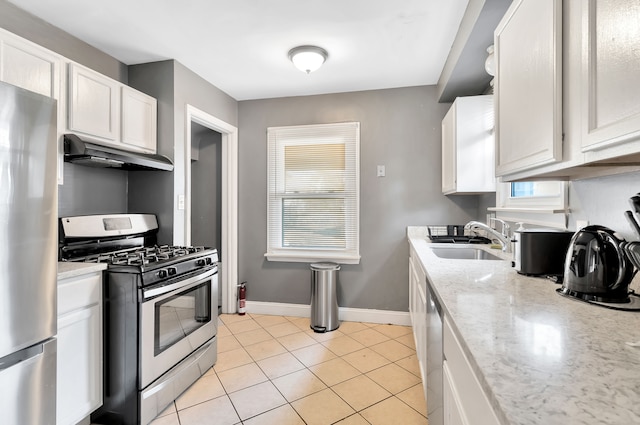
<box><xmin>288</xmin><ymin>45</ymin><xmax>328</xmax><ymax>74</ymax></box>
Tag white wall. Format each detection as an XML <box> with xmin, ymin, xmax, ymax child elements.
<box><xmin>569</xmin><ymin>171</ymin><xmax>640</xmax><ymax>240</ymax></box>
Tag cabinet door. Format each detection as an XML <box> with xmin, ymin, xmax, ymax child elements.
<box><xmin>0</xmin><ymin>31</ymin><xmax>61</xmax><ymax>98</ymax></box>
<box><xmin>416</xmin><ymin>279</ymin><xmax>427</xmax><ymax>397</ymax></box>
<box><xmin>409</xmin><ymin>256</ymin><xmax>417</xmax><ymax>321</ymax></box>
<box><xmin>444</xmin><ymin>96</ymin><xmax>495</xmax><ymax>194</ymax></box>
<box><xmin>57</xmin><ymin>304</ymin><xmax>102</xmax><ymax>425</ymax></box>
<box><xmin>444</xmin><ymin>361</ymin><xmax>469</xmax><ymax>425</ymax></box>
<box><xmin>68</xmin><ymin>63</ymin><xmax>119</xmax><ymax>141</ymax></box>
<box><xmin>581</xmin><ymin>0</ymin><xmax>640</xmax><ymax>152</ymax></box>
<box><xmin>121</xmin><ymin>85</ymin><xmax>157</xmax><ymax>153</ymax></box>
<box><xmin>442</xmin><ymin>103</ymin><xmax>457</xmax><ymax>193</ymax></box>
<box><xmin>0</xmin><ymin>29</ymin><xmax>65</xmax><ymax>184</ymax></box>
<box><xmin>443</xmin><ymin>317</ymin><xmax>501</xmax><ymax>425</ymax></box>
<box><xmin>494</xmin><ymin>0</ymin><xmax>562</xmax><ymax>175</ymax></box>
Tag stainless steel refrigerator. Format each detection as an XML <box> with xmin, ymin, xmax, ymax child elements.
<box><xmin>0</xmin><ymin>81</ymin><xmax>58</xmax><ymax>424</ymax></box>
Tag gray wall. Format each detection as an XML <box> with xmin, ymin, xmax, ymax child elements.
<box><xmin>128</xmin><ymin>61</ymin><xmax>176</xmax><ymax>241</ymax></box>
<box><xmin>128</xmin><ymin>60</ymin><xmax>238</xmax><ymax>245</ymax></box>
<box><xmin>0</xmin><ymin>0</ymin><xmax>127</xmax><ymax>82</ymax></box>
<box><xmin>0</xmin><ymin>0</ymin><xmax>131</xmax><ymax>218</ymax></box>
<box><xmin>191</xmin><ymin>124</ymin><xmax>222</xmax><ymax>250</ymax></box>
<box><xmin>58</xmin><ymin>164</ymin><xmax>127</xmax><ymax>217</ymax></box>
<box><xmin>238</xmin><ymin>86</ymin><xmax>484</xmax><ymax>311</ymax></box>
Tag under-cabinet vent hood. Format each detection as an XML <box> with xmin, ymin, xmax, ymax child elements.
<box><xmin>63</xmin><ymin>134</ymin><xmax>174</xmax><ymax>171</ymax></box>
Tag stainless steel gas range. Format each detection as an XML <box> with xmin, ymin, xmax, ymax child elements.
<box><xmin>59</xmin><ymin>214</ymin><xmax>218</xmax><ymax>425</ymax></box>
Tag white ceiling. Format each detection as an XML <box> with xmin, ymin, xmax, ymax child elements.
<box><xmin>9</xmin><ymin>0</ymin><xmax>470</xmax><ymax>101</ymax></box>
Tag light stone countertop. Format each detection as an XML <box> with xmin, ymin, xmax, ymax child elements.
<box><xmin>408</xmin><ymin>227</ymin><xmax>640</xmax><ymax>425</ymax></box>
<box><xmin>58</xmin><ymin>261</ymin><xmax>107</xmax><ymax>280</ymax></box>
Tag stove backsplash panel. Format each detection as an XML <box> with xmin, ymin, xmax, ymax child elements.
<box><xmin>58</xmin><ymin>163</ymin><xmax>128</xmax><ymax>217</ymax></box>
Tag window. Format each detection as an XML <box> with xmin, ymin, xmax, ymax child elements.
<box><xmin>266</xmin><ymin>122</ymin><xmax>360</xmax><ymax>263</ymax></box>
<box><xmin>491</xmin><ymin>180</ymin><xmax>568</xmax><ymax>228</ymax></box>
<box><xmin>497</xmin><ymin>181</ymin><xmax>566</xmax><ymax>209</ymax></box>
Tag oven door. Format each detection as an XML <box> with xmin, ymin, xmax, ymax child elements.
<box><xmin>140</xmin><ymin>266</ymin><xmax>217</xmax><ymax>389</ymax></box>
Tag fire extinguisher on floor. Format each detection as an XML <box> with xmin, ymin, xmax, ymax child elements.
<box><xmin>237</xmin><ymin>281</ymin><xmax>247</xmax><ymax>315</ymax></box>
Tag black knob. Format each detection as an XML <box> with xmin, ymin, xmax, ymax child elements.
<box><xmin>196</xmin><ymin>259</ymin><xmax>206</xmax><ymax>267</ymax></box>
<box><xmin>158</xmin><ymin>269</ymin><xmax>168</xmax><ymax>279</ymax></box>
<box><xmin>205</xmin><ymin>257</ymin><xmax>213</xmax><ymax>265</ymax></box>
<box><xmin>168</xmin><ymin>267</ymin><xmax>177</xmax><ymax>276</ymax></box>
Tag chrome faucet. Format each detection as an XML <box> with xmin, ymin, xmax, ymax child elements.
<box><xmin>464</xmin><ymin>218</ymin><xmax>512</xmax><ymax>253</ymax></box>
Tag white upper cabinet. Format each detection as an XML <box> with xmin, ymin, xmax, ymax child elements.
<box><xmin>580</xmin><ymin>0</ymin><xmax>640</xmax><ymax>154</ymax></box>
<box><xmin>121</xmin><ymin>85</ymin><xmax>157</xmax><ymax>153</ymax></box>
<box><xmin>494</xmin><ymin>0</ymin><xmax>563</xmax><ymax>176</ymax></box>
<box><xmin>442</xmin><ymin>95</ymin><xmax>496</xmax><ymax>194</ymax></box>
<box><xmin>68</xmin><ymin>63</ymin><xmax>119</xmax><ymax>141</ymax></box>
<box><xmin>0</xmin><ymin>30</ymin><xmax>61</xmax><ymax>99</ymax></box>
<box><xmin>67</xmin><ymin>62</ymin><xmax>157</xmax><ymax>153</ymax></box>
<box><xmin>0</xmin><ymin>28</ymin><xmax>65</xmax><ymax>184</ymax></box>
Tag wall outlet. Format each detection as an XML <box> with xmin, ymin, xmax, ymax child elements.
<box><xmin>377</xmin><ymin>165</ymin><xmax>386</xmax><ymax>177</ymax></box>
<box><xmin>178</xmin><ymin>194</ymin><xmax>185</xmax><ymax>210</ymax></box>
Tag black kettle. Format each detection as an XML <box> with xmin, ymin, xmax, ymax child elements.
<box><xmin>561</xmin><ymin>225</ymin><xmax>634</xmax><ymax>302</ymax></box>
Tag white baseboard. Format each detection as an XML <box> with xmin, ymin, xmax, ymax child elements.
<box><xmin>244</xmin><ymin>301</ymin><xmax>411</xmax><ymax>326</ymax></box>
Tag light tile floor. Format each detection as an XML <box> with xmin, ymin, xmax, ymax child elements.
<box><xmin>150</xmin><ymin>314</ymin><xmax>428</xmax><ymax>425</ymax></box>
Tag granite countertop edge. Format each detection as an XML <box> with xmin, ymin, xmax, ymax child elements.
<box><xmin>58</xmin><ymin>261</ymin><xmax>107</xmax><ymax>280</ymax></box>
<box><xmin>407</xmin><ymin>226</ymin><xmax>640</xmax><ymax>425</ymax></box>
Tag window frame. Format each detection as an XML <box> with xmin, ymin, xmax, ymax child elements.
<box><xmin>490</xmin><ymin>180</ymin><xmax>569</xmax><ymax>228</ymax></box>
<box><xmin>265</xmin><ymin>122</ymin><xmax>361</xmax><ymax>264</ymax></box>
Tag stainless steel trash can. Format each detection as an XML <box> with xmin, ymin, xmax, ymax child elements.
<box><xmin>310</xmin><ymin>262</ymin><xmax>340</xmax><ymax>332</ymax></box>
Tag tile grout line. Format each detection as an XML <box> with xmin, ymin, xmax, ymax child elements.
<box><xmin>170</xmin><ymin>314</ymin><xmax>423</xmax><ymax>424</ymax></box>
<box><xmin>244</xmin><ymin>315</ymin><xmax>423</xmax><ymax>422</ymax></box>
<box><xmin>229</xmin><ymin>314</ymin><xmax>422</xmax><ymax>423</ymax></box>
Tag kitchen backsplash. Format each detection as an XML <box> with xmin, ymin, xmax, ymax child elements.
<box><xmin>569</xmin><ymin>170</ymin><xmax>640</xmax><ymax>240</ymax></box>
<box><xmin>58</xmin><ymin>163</ymin><xmax>128</xmax><ymax>217</ymax></box>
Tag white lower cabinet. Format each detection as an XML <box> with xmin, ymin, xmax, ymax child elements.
<box><xmin>444</xmin><ymin>361</ymin><xmax>468</xmax><ymax>425</ymax></box>
<box><xmin>409</xmin><ymin>245</ymin><xmax>427</xmax><ymax>397</ymax></box>
<box><xmin>57</xmin><ymin>272</ymin><xmax>103</xmax><ymax>425</ymax></box>
<box><xmin>443</xmin><ymin>317</ymin><xmax>500</xmax><ymax>425</ymax></box>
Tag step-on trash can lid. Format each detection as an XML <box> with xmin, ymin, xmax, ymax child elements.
<box><xmin>310</xmin><ymin>262</ymin><xmax>340</xmax><ymax>271</ymax></box>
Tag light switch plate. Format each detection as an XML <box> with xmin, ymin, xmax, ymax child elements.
<box><xmin>178</xmin><ymin>194</ymin><xmax>185</xmax><ymax>210</ymax></box>
<box><xmin>377</xmin><ymin>165</ymin><xmax>386</xmax><ymax>177</ymax></box>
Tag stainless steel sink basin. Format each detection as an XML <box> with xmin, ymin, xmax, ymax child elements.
<box><xmin>430</xmin><ymin>246</ymin><xmax>503</xmax><ymax>261</ymax></box>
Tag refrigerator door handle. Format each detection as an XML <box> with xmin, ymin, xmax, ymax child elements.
<box><xmin>0</xmin><ymin>342</ymin><xmax>45</xmax><ymax>371</ymax></box>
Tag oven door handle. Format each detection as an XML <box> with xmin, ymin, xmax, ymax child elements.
<box><xmin>143</xmin><ymin>267</ymin><xmax>217</xmax><ymax>300</ymax></box>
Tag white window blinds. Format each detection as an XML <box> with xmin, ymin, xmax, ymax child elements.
<box><xmin>266</xmin><ymin>122</ymin><xmax>360</xmax><ymax>264</ymax></box>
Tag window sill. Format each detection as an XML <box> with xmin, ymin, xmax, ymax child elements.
<box><xmin>264</xmin><ymin>252</ymin><xmax>361</xmax><ymax>265</ymax></box>
<box><xmin>488</xmin><ymin>207</ymin><xmax>568</xmax><ymax>214</ymax></box>
<box><xmin>488</xmin><ymin>207</ymin><xmax>569</xmax><ymax>229</ymax></box>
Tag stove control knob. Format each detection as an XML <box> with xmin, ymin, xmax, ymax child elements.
<box><xmin>158</xmin><ymin>269</ymin><xmax>168</xmax><ymax>279</ymax></box>
<box><xmin>205</xmin><ymin>257</ymin><xmax>213</xmax><ymax>265</ymax></box>
<box><xmin>168</xmin><ymin>267</ymin><xmax>178</xmax><ymax>276</ymax></box>
<box><xmin>196</xmin><ymin>259</ymin><xmax>206</xmax><ymax>267</ymax></box>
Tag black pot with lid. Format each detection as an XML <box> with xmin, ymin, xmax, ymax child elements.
<box><xmin>560</xmin><ymin>225</ymin><xmax>634</xmax><ymax>303</ymax></box>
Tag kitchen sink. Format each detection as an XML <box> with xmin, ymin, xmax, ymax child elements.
<box><xmin>430</xmin><ymin>246</ymin><xmax>503</xmax><ymax>261</ymax></box>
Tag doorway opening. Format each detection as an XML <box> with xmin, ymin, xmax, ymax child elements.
<box><xmin>185</xmin><ymin>105</ymin><xmax>238</xmax><ymax>314</ymax></box>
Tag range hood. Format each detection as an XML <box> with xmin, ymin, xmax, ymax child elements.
<box><xmin>63</xmin><ymin>134</ymin><xmax>174</xmax><ymax>171</ymax></box>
